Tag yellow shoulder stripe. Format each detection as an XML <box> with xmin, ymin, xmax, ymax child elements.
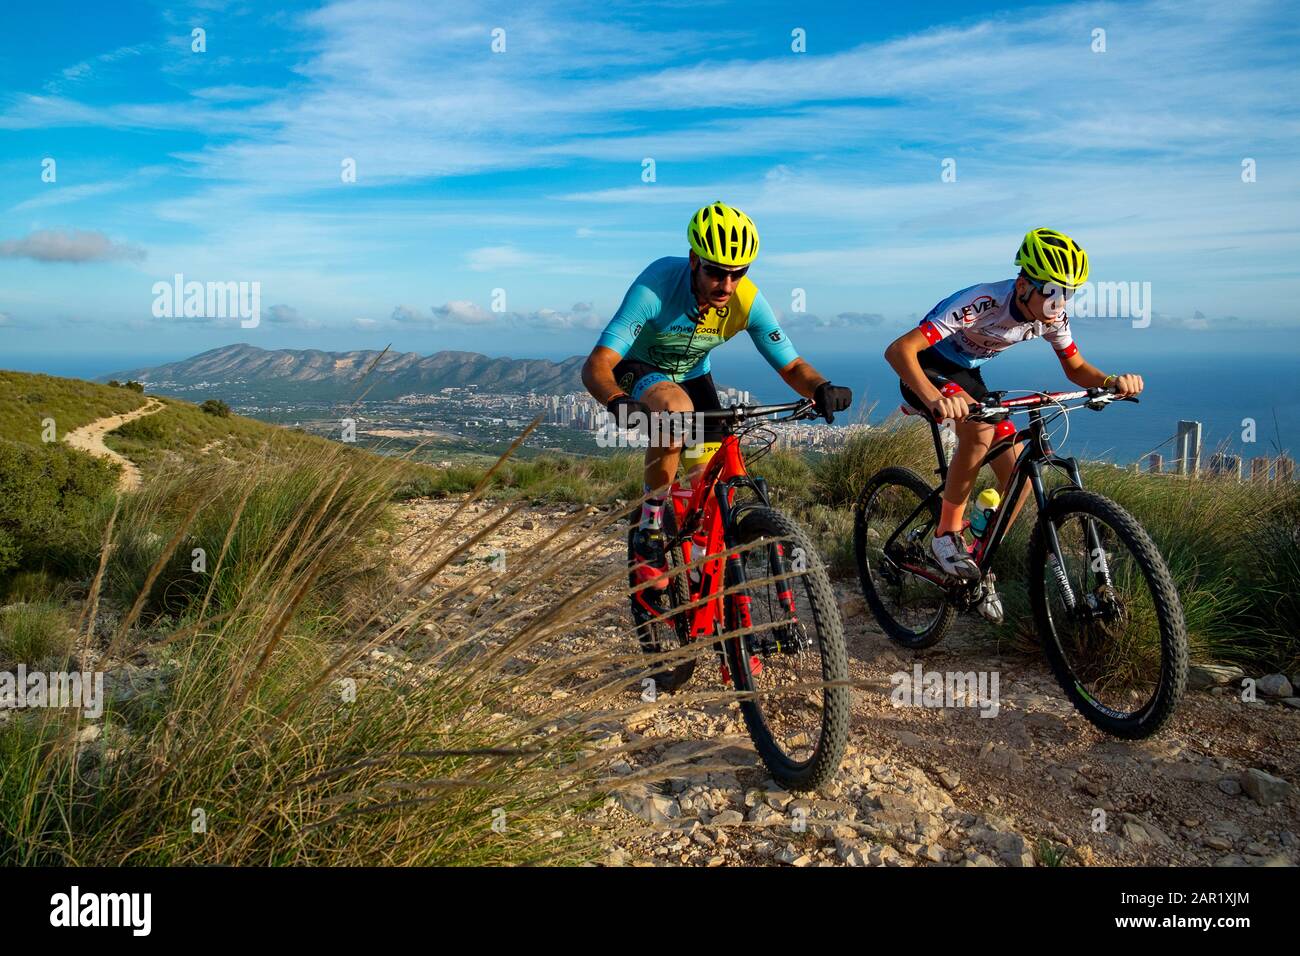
<box><xmin>718</xmin><ymin>278</ymin><xmax>758</xmax><ymax>339</ymax></box>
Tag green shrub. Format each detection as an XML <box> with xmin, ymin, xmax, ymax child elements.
<box><xmin>0</xmin><ymin>603</ymin><xmax>73</xmax><ymax>666</ymax></box>
<box><xmin>200</xmin><ymin>399</ymin><xmax>231</xmax><ymax>418</ymax></box>
<box><xmin>814</xmin><ymin>413</ymin><xmax>937</xmax><ymax>508</ymax></box>
<box><xmin>0</xmin><ymin>531</ymin><xmax>19</xmax><ymax>582</ymax></box>
<box><xmin>93</xmin><ymin>446</ymin><xmax>394</xmax><ymax>621</ymax></box>
<box><xmin>2</xmin><ymin>570</ymin><xmax>65</xmax><ymax>604</ymax></box>
<box><xmin>0</xmin><ymin>439</ymin><xmax>117</xmax><ymax>579</ymax></box>
<box><xmin>111</xmin><ymin>414</ymin><xmax>166</xmax><ymax>443</ymax></box>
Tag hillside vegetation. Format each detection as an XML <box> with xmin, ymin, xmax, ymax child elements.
<box><xmin>0</xmin><ymin>371</ymin><xmax>149</xmax><ymax>443</ymax></box>
<box><xmin>0</xmin><ymin>372</ymin><xmax>616</xmax><ymax>863</ymax></box>
<box><xmin>0</xmin><ymin>370</ymin><xmax>1295</xmax><ymax>865</ymax></box>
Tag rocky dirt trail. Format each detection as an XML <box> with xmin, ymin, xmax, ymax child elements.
<box><xmin>395</xmin><ymin>496</ymin><xmax>1299</xmax><ymax>867</ymax></box>
<box><xmin>63</xmin><ymin>399</ymin><xmax>164</xmax><ymax>492</ymax></box>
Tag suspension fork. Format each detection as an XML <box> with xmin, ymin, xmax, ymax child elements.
<box><xmin>715</xmin><ymin>480</ymin><xmax>753</xmax><ymax>632</ymax></box>
<box><xmin>766</xmin><ymin>541</ymin><xmax>800</xmax><ymax>620</ymax></box>
<box><xmin>1032</xmin><ymin>463</ymin><xmax>1081</xmax><ymax>610</ymax></box>
<box><xmin>1044</xmin><ymin>456</ymin><xmax>1114</xmax><ymax>600</ymax></box>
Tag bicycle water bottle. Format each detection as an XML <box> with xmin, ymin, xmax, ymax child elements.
<box><xmin>969</xmin><ymin>488</ymin><xmax>1002</xmax><ymax>539</ymax></box>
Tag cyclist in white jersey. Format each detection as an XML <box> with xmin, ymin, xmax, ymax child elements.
<box><xmin>885</xmin><ymin>228</ymin><xmax>1144</xmax><ymax>614</ymax></box>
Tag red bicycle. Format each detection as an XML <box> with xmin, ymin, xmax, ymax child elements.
<box><xmin>626</xmin><ymin>398</ymin><xmax>850</xmax><ymax>791</ymax></box>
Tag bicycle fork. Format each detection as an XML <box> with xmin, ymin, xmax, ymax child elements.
<box><xmin>1037</xmin><ymin>461</ymin><xmax>1114</xmax><ymax>613</ymax></box>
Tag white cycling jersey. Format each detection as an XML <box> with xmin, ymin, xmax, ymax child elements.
<box><xmin>918</xmin><ymin>278</ymin><xmax>1078</xmax><ymax>369</ymax></box>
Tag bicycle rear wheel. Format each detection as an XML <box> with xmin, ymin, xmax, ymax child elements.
<box><xmin>724</xmin><ymin>507</ymin><xmax>850</xmax><ymax>791</ymax></box>
<box><xmin>1028</xmin><ymin>489</ymin><xmax>1188</xmax><ymax>738</ymax></box>
<box><xmin>853</xmin><ymin>466</ymin><xmax>955</xmax><ymax>648</ymax></box>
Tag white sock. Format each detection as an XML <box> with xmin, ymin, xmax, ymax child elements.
<box><xmin>640</xmin><ymin>497</ymin><xmax>665</xmax><ymax>530</ymax></box>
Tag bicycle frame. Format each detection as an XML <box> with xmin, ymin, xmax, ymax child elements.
<box><xmin>664</xmin><ymin>414</ymin><xmax>802</xmax><ymax>642</ymax></box>
<box><xmin>885</xmin><ymin>395</ymin><xmax>1115</xmax><ymax>610</ymax></box>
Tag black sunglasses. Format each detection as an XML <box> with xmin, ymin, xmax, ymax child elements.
<box><xmin>1024</xmin><ymin>275</ymin><xmax>1076</xmax><ymax>300</ymax></box>
<box><xmin>700</xmin><ymin>262</ymin><xmax>748</xmax><ymax>281</ymax></box>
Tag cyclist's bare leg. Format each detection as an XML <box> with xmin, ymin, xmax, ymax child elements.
<box><xmin>989</xmin><ymin>442</ymin><xmax>1032</xmax><ymax>531</ymax></box>
<box><xmin>935</xmin><ymin>386</ymin><xmax>988</xmax><ymax>534</ymax></box>
<box><xmin>638</xmin><ymin>380</ymin><xmax>694</xmax><ymax>496</ymax></box>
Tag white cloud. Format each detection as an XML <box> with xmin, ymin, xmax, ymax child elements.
<box><xmin>520</xmin><ymin>301</ymin><xmax>606</xmax><ymax>331</ymax></box>
<box><xmin>0</xmin><ymin>0</ymin><xmax>1294</xmax><ymax>331</ymax></box>
<box><xmin>0</xmin><ymin>229</ymin><xmax>146</xmax><ymax>263</ymax></box>
<box><xmin>431</xmin><ymin>300</ymin><xmax>495</xmax><ymax>325</ymax></box>
<box><xmin>463</xmin><ymin>245</ymin><xmax>545</xmax><ymax>273</ymax></box>
<box><xmin>11</xmin><ymin>180</ymin><xmax>131</xmax><ymax>212</ymax></box>
<box><xmin>783</xmin><ymin>311</ymin><xmax>888</xmax><ymax>329</ymax></box>
<box><xmin>57</xmin><ymin>44</ymin><xmax>144</xmax><ymax>83</ymax></box>
<box><xmin>390</xmin><ymin>304</ymin><xmax>428</xmax><ymax>324</ymax></box>
<box><xmin>266</xmin><ymin>304</ymin><xmax>323</xmax><ymax>329</ymax></box>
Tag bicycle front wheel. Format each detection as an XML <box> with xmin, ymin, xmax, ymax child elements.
<box><xmin>724</xmin><ymin>507</ymin><xmax>850</xmax><ymax>792</ymax></box>
<box><xmin>1028</xmin><ymin>489</ymin><xmax>1188</xmax><ymax>738</ymax></box>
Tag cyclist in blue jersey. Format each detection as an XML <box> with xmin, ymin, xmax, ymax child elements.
<box><xmin>885</xmin><ymin>228</ymin><xmax>1143</xmax><ymax>617</ymax></box>
<box><xmin>583</xmin><ymin>201</ymin><xmax>852</xmax><ymax>586</ymax></box>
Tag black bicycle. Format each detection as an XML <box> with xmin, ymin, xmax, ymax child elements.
<box><xmin>853</xmin><ymin>387</ymin><xmax>1187</xmax><ymax>738</ymax></box>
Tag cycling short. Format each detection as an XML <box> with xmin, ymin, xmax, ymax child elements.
<box><xmin>899</xmin><ymin>347</ymin><xmax>989</xmax><ymax>412</ymax></box>
<box><xmin>614</xmin><ymin>357</ymin><xmax>726</xmax><ymax>442</ymax></box>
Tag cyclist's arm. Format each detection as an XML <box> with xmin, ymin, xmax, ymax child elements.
<box><xmin>583</xmin><ymin>273</ymin><xmax>662</xmax><ymax>405</ymax></box>
<box><xmin>740</xmin><ymin>290</ymin><xmax>825</xmax><ymax>392</ymax></box>
<box><xmin>743</xmin><ymin>291</ymin><xmax>799</xmax><ymax>369</ymax></box>
<box><xmin>885</xmin><ymin>328</ymin><xmax>946</xmax><ymax>407</ymax></box>
<box><xmin>776</xmin><ymin>357</ymin><xmax>828</xmax><ymax>398</ymax></box>
<box><xmin>582</xmin><ymin>346</ymin><xmax>627</xmax><ymax>406</ymax></box>
<box><xmin>1058</xmin><ymin>349</ymin><xmax>1144</xmax><ymax>397</ymax></box>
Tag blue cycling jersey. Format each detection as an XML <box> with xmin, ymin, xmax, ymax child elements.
<box><xmin>596</xmin><ymin>257</ymin><xmax>799</xmax><ymax>382</ymax></box>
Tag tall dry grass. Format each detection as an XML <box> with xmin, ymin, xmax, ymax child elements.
<box><xmin>0</xmin><ymin>429</ymin><xmax>755</xmax><ymax>864</ymax></box>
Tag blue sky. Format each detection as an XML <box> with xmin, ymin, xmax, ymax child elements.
<box><xmin>1</xmin><ymin>0</ymin><xmax>1298</xmax><ymax>369</ymax></box>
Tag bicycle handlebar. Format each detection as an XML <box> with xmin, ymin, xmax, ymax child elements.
<box><xmin>963</xmin><ymin>387</ymin><xmax>1138</xmax><ymax>422</ymax></box>
<box><xmin>691</xmin><ymin>397</ymin><xmax>821</xmax><ymax>424</ymax></box>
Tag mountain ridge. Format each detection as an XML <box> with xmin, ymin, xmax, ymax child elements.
<box><xmin>101</xmin><ymin>343</ymin><xmax>590</xmax><ymax>399</ymax></box>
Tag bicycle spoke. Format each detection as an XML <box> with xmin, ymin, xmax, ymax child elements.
<box><xmin>727</xmin><ymin>508</ymin><xmax>850</xmax><ymax>789</ymax></box>
<box><xmin>855</xmin><ymin>470</ymin><xmax>952</xmax><ymax>646</ymax></box>
<box><xmin>735</xmin><ymin>538</ymin><xmax>826</xmax><ymax>763</ymax></box>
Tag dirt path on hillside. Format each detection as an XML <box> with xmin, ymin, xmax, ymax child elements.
<box><xmin>63</xmin><ymin>399</ymin><xmax>164</xmax><ymax>492</ymax></box>
<box><xmin>393</xmin><ymin>497</ymin><xmax>1299</xmax><ymax>867</ymax></box>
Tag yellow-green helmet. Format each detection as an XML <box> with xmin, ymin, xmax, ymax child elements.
<box><xmin>1015</xmin><ymin>227</ymin><xmax>1089</xmax><ymax>289</ymax></box>
<box><xmin>687</xmin><ymin>201</ymin><xmax>759</xmax><ymax>267</ymax></box>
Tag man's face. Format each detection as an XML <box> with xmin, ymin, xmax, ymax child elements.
<box><xmin>1016</xmin><ymin>275</ymin><xmax>1070</xmax><ymax>323</ymax></box>
<box><xmin>691</xmin><ymin>252</ymin><xmax>746</xmax><ymax>309</ymax></box>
